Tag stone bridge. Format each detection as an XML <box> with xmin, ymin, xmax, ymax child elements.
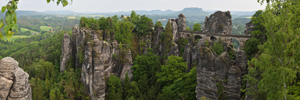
<box><xmin>170</xmin><ymin>12</ymin><xmax>251</xmax><ymax>51</ymax></box>
<box><xmin>177</xmin><ymin>31</ymin><xmax>251</xmax><ymax>50</ymax></box>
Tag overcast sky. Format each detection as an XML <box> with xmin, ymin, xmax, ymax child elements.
<box><xmin>0</xmin><ymin>0</ymin><xmax>266</xmax><ymax>12</ymax></box>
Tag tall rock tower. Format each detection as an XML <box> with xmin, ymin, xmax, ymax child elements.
<box><xmin>204</xmin><ymin>11</ymin><xmax>232</xmax><ymax>35</ymax></box>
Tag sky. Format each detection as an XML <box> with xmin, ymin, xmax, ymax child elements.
<box><xmin>0</xmin><ymin>0</ymin><xmax>266</xmax><ymax>12</ymax></box>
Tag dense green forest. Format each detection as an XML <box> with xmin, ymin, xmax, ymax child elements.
<box><xmin>0</xmin><ymin>0</ymin><xmax>299</xmax><ymax>99</ymax></box>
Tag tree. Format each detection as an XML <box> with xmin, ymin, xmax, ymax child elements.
<box><xmin>136</xmin><ymin>15</ymin><xmax>153</xmax><ymax>36</ymax></box>
<box><xmin>245</xmin><ymin>0</ymin><xmax>300</xmax><ymax>99</ymax></box>
<box><xmin>106</xmin><ymin>75</ymin><xmax>123</xmax><ymax>100</ymax></box>
<box><xmin>161</xmin><ymin>21</ymin><xmax>173</xmax><ymax>62</ymax></box>
<box><xmin>131</xmin><ymin>48</ymin><xmax>161</xmax><ymax>94</ymax></box>
<box><xmin>159</xmin><ymin>67</ymin><xmax>197</xmax><ymax>100</ymax></box>
<box><xmin>155</xmin><ymin>21</ymin><xmax>163</xmax><ymax>28</ymax></box>
<box><xmin>123</xmin><ymin>73</ymin><xmax>131</xmax><ymax>99</ymax></box>
<box><xmin>128</xmin><ymin>81</ymin><xmax>141</xmax><ymax>99</ymax></box>
<box><xmin>115</xmin><ymin>18</ymin><xmax>134</xmax><ymax>45</ymax></box>
<box><xmin>243</xmin><ymin>38</ymin><xmax>260</xmax><ymax>59</ymax></box>
<box><xmin>99</xmin><ymin>17</ymin><xmax>109</xmax><ymax>30</ymax></box>
<box><xmin>157</xmin><ymin>56</ymin><xmax>187</xmax><ymax>86</ymax></box>
<box><xmin>251</xmin><ymin>10</ymin><xmax>267</xmax><ymax>42</ymax></box>
<box><xmin>193</xmin><ymin>23</ymin><xmax>201</xmax><ymax>32</ymax></box>
<box><xmin>0</xmin><ymin>0</ymin><xmax>72</xmax><ymax>38</ymax></box>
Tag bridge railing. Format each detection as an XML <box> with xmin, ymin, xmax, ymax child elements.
<box><xmin>178</xmin><ymin>31</ymin><xmax>252</xmax><ymax>38</ymax></box>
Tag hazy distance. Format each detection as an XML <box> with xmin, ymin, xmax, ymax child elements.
<box><xmin>0</xmin><ymin>0</ymin><xmax>266</xmax><ymax>13</ymax></box>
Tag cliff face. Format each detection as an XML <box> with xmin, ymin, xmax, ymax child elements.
<box><xmin>193</xmin><ymin>41</ymin><xmax>247</xmax><ymax>100</ymax></box>
<box><xmin>60</xmin><ymin>27</ymin><xmax>133</xmax><ymax>100</ymax></box>
<box><xmin>60</xmin><ymin>11</ymin><xmax>248</xmax><ymax>100</ymax></box>
<box><xmin>60</xmin><ymin>33</ymin><xmax>72</xmax><ymax>72</ymax></box>
<box><xmin>204</xmin><ymin>11</ymin><xmax>232</xmax><ymax>35</ymax></box>
<box><xmin>244</xmin><ymin>21</ymin><xmax>254</xmax><ymax>35</ymax></box>
<box><xmin>0</xmin><ymin>57</ymin><xmax>32</xmax><ymax>100</ymax></box>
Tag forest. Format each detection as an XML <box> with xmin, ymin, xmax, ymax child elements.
<box><xmin>0</xmin><ymin>0</ymin><xmax>299</xmax><ymax>100</ymax></box>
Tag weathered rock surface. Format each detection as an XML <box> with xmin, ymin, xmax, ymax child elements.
<box><xmin>66</xmin><ymin>12</ymin><xmax>247</xmax><ymax>100</ymax></box>
<box><xmin>169</xmin><ymin>18</ymin><xmax>178</xmax><ymax>40</ymax></box>
<box><xmin>69</xmin><ymin>27</ymin><xmax>133</xmax><ymax>100</ymax></box>
<box><xmin>204</xmin><ymin>11</ymin><xmax>232</xmax><ymax>34</ymax></box>
<box><xmin>0</xmin><ymin>57</ymin><xmax>32</xmax><ymax>100</ymax></box>
<box><xmin>60</xmin><ymin>33</ymin><xmax>72</xmax><ymax>72</ymax></box>
<box><xmin>244</xmin><ymin>21</ymin><xmax>254</xmax><ymax>35</ymax></box>
<box><xmin>178</xmin><ymin>13</ymin><xmax>187</xmax><ymax>32</ymax></box>
<box><xmin>193</xmin><ymin>41</ymin><xmax>247</xmax><ymax>100</ymax></box>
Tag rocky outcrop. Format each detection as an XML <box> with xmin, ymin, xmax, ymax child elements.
<box><xmin>0</xmin><ymin>57</ymin><xmax>32</xmax><ymax>100</ymax></box>
<box><xmin>60</xmin><ymin>33</ymin><xmax>72</xmax><ymax>72</ymax></box>
<box><xmin>169</xmin><ymin>18</ymin><xmax>178</xmax><ymax>40</ymax></box>
<box><xmin>193</xmin><ymin>40</ymin><xmax>247</xmax><ymax>100</ymax></box>
<box><xmin>244</xmin><ymin>21</ymin><xmax>254</xmax><ymax>35</ymax></box>
<box><xmin>178</xmin><ymin>13</ymin><xmax>187</xmax><ymax>32</ymax></box>
<box><xmin>69</xmin><ymin>27</ymin><xmax>133</xmax><ymax>100</ymax></box>
<box><xmin>204</xmin><ymin>11</ymin><xmax>232</xmax><ymax>34</ymax></box>
<box><xmin>168</xmin><ymin>13</ymin><xmax>187</xmax><ymax>40</ymax></box>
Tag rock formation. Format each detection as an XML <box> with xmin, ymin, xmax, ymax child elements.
<box><xmin>168</xmin><ymin>13</ymin><xmax>187</xmax><ymax>40</ymax></box>
<box><xmin>60</xmin><ymin>33</ymin><xmax>72</xmax><ymax>72</ymax></box>
<box><xmin>0</xmin><ymin>57</ymin><xmax>32</xmax><ymax>100</ymax></box>
<box><xmin>193</xmin><ymin>40</ymin><xmax>247</xmax><ymax>100</ymax></box>
<box><xmin>66</xmin><ymin>27</ymin><xmax>133</xmax><ymax>100</ymax></box>
<box><xmin>244</xmin><ymin>21</ymin><xmax>254</xmax><ymax>35</ymax></box>
<box><xmin>204</xmin><ymin>11</ymin><xmax>232</xmax><ymax>34</ymax></box>
<box><xmin>63</xmin><ymin>11</ymin><xmax>248</xmax><ymax>100</ymax></box>
<box><xmin>178</xmin><ymin>13</ymin><xmax>187</xmax><ymax>32</ymax></box>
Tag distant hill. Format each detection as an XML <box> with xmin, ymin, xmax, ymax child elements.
<box><xmin>1</xmin><ymin>8</ymin><xmax>255</xmax><ymax>27</ymax></box>
<box><xmin>0</xmin><ymin>10</ymin><xmax>46</xmax><ymax>18</ymax></box>
<box><xmin>43</xmin><ymin>10</ymin><xmax>78</xmax><ymax>15</ymax></box>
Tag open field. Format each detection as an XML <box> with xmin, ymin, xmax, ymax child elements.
<box><xmin>20</xmin><ymin>28</ymin><xmax>39</xmax><ymax>33</ymax></box>
<box><xmin>40</xmin><ymin>26</ymin><xmax>53</xmax><ymax>31</ymax></box>
<box><xmin>2</xmin><ymin>35</ymin><xmax>31</xmax><ymax>41</ymax></box>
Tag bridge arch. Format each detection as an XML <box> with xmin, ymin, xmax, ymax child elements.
<box><xmin>232</xmin><ymin>38</ymin><xmax>240</xmax><ymax>50</ymax></box>
<box><xmin>195</xmin><ymin>35</ymin><xmax>203</xmax><ymax>40</ymax></box>
<box><xmin>210</xmin><ymin>36</ymin><xmax>217</xmax><ymax>41</ymax></box>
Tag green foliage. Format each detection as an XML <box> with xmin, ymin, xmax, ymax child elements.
<box><xmin>157</xmin><ymin>56</ymin><xmax>187</xmax><ymax>86</ymax></box>
<box><xmin>159</xmin><ymin>67</ymin><xmax>197</xmax><ymax>100</ymax></box>
<box><xmin>1</xmin><ymin>0</ymin><xmax>18</xmax><ymax>38</ymax></box>
<box><xmin>211</xmin><ymin>40</ymin><xmax>224</xmax><ymax>55</ymax></box>
<box><xmin>243</xmin><ymin>10</ymin><xmax>267</xmax><ymax>59</ymax></box>
<box><xmin>245</xmin><ymin>1</ymin><xmax>300</xmax><ymax>99</ymax></box>
<box><xmin>155</xmin><ymin>21</ymin><xmax>163</xmax><ymax>27</ymax></box>
<box><xmin>115</xmin><ymin>18</ymin><xmax>134</xmax><ymax>45</ymax></box>
<box><xmin>217</xmin><ymin>81</ymin><xmax>227</xmax><ymax>100</ymax></box>
<box><xmin>193</xmin><ymin>23</ymin><xmax>201</xmax><ymax>32</ymax></box>
<box><xmin>106</xmin><ymin>75</ymin><xmax>123</xmax><ymax>100</ymax></box>
<box><xmin>251</xmin><ymin>10</ymin><xmax>267</xmax><ymax>42</ymax></box>
<box><xmin>186</xmin><ymin>26</ymin><xmax>191</xmax><ymax>31</ymax></box>
<box><xmin>1</xmin><ymin>0</ymin><xmax>72</xmax><ymax>38</ymax></box>
<box><xmin>136</xmin><ymin>15</ymin><xmax>153</xmax><ymax>36</ymax></box>
<box><xmin>0</xmin><ymin>31</ymin><xmax>89</xmax><ymax>99</ymax></box>
<box><xmin>128</xmin><ymin>96</ymin><xmax>136</xmax><ymax>100</ymax></box>
<box><xmin>161</xmin><ymin>21</ymin><xmax>173</xmax><ymax>62</ymax></box>
<box><xmin>123</xmin><ymin>73</ymin><xmax>131</xmax><ymax>99</ymax></box>
<box><xmin>243</xmin><ymin>38</ymin><xmax>260</xmax><ymax>59</ymax></box>
<box><xmin>98</xmin><ymin>17</ymin><xmax>109</xmax><ymax>30</ymax></box>
<box><xmin>46</xmin><ymin>0</ymin><xmax>72</xmax><ymax>7</ymax></box>
<box><xmin>177</xmin><ymin>38</ymin><xmax>188</xmax><ymax>56</ymax></box>
<box><xmin>80</xmin><ymin>17</ymin><xmax>100</xmax><ymax>30</ymax></box>
<box><xmin>127</xmin><ymin>81</ymin><xmax>141</xmax><ymax>99</ymax></box>
<box><xmin>131</xmin><ymin>48</ymin><xmax>161</xmax><ymax>94</ymax></box>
